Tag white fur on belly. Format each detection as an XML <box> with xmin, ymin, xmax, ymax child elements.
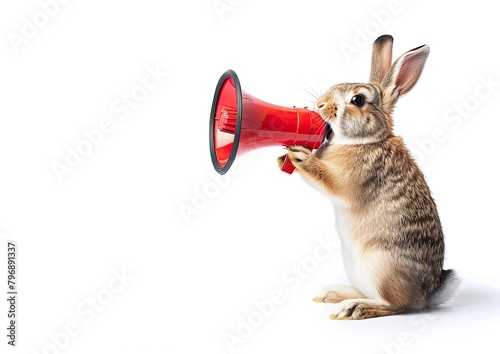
<box><xmin>332</xmin><ymin>200</ymin><xmax>387</xmax><ymax>304</ymax></box>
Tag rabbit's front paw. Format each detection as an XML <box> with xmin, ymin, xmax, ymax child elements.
<box><xmin>287</xmin><ymin>145</ymin><xmax>314</xmax><ymax>170</ymax></box>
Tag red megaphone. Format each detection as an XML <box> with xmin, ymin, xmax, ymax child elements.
<box><xmin>209</xmin><ymin>70</ymin><xmax>330</xmax><ymax>175</ymax></box>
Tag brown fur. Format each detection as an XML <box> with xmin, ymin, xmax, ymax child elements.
<box><xmin>278</xmin><ymin>35</ymin><xmax>456</xmax><ymax>320</ymax></box>
<box><xmin>370</xmin><ymin>34</ymin><xmax>393</xmax><ymax>84</ymax></box>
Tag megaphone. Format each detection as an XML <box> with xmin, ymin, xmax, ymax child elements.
<box><xmin>209</xmin><ymin>70</ymin><xmax>330</xmax><ymax>175</ymax></box>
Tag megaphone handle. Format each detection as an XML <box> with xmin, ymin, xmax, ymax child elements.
<box><xmin>281</xmin><ymin>155</ymin><xmax>296</xmax><ymax>174</ymax></box>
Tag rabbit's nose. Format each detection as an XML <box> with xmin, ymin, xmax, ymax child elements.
<box><xmin>316</xmin><ymin>101</ymin><xmax>326</xmax><ymax>110</ymax></box>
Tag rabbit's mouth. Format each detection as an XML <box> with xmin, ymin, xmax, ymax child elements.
<box><xmin>325</xmin><ymin>122</ymin><xmax>334</xmax><ymax>141</ymax></box>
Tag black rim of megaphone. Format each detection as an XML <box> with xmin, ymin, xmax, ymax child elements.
<box><xmin>209</xmin><ymin>69</ymin><xmax>243</xmax><ymax>175</ymax></box>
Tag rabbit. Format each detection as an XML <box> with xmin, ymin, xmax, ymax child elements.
<box><xmin>277</xmin><ymin>35</ymin><xmax>460</xmax><ymax>320</ymax></box>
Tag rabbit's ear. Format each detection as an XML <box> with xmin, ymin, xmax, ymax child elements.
<box><xmin>369</xmin><ymin>35</ymin><xmax>393</xmax><ymax>84</ymax></box>
<box><xmin>381</xmin><ymin>44</ymin><xmax>430</xmax><ymax>108</ymax></box>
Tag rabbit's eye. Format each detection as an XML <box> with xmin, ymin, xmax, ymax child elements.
<box><xmin>351</xmin><ymin>95</ymin><xmax>365</xmax><ymax>107</ymax></box>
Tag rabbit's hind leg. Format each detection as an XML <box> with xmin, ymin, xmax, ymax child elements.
<box><xmin>330</xmin><ymin>299</ymin><xmax>405</xmax><ymax>320</ymax></box>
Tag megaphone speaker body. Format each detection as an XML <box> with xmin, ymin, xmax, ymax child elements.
<box><xmin>210</xmin><ymin>70</ymin><xmax>328</xmax><ymax>175</ymax></box>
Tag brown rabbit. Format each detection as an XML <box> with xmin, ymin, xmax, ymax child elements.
<box><xmin>278</xmin><ymin>35</ymin><xmax>459</xmax><ymax>320</ymax></box>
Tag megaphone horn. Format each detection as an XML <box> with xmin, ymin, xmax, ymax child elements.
<box><xmin>209</xmin><ymin>70</ymin><xmax>330</xmax><ymax>175</ymax></box>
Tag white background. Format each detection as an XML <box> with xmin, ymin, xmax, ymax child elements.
<box><xmin>1</xmin><ymin>1</ymin><xmax>500</xmax><ymax>353</ymax></box>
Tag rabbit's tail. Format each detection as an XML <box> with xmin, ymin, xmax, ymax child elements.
<box><xmin>426</xmin><ymin>269</ymin><xmax>461</xmax><ymax>308</ymax></box>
